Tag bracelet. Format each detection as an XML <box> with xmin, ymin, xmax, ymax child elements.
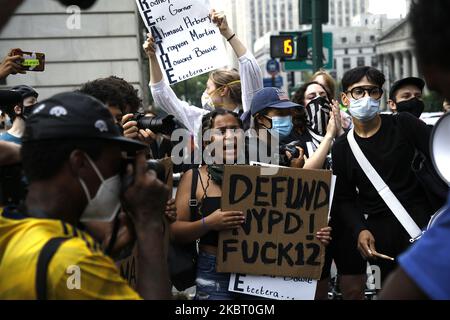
<box><xmin>227</xmin><ymin>34</ymin><xmax>236</xmax><ymax>42</ymax></box>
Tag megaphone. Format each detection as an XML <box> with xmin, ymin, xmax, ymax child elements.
<box><xmin>431</xmin><ymin>112</ymin><xmax>450</xmax><ymax>186</ymax></box>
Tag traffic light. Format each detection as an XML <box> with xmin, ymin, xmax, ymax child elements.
<box><xmin>299</xmin><ymin>0</ymin><xmax>329</xmax><ymax>25</ymax></box>
<box><xmin>270</xmin><ymin>35</ymin><xmax>295</xmax><ymax>59</ymax></box>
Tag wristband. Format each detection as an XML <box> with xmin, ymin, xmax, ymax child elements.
<box><xmin>227</xmin><ymin>34</ymin><xmax>236</xmax><ymax>42</ymax></box>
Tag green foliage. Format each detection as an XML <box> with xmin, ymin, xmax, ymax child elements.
<box><xmin>172</xmin><ymin>73</ymin><xmax>210</xmax><ymax>107</ymax></box>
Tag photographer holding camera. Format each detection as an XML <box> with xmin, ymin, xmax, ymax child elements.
<box><xmin>0</xmin><ymin>92</ymin><xmax>172</xmax><ymax>299</ymax></box>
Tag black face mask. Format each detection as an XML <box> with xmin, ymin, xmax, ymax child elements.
<box><xmin>20</xmin><ymin>103</ymin><xmax>36</xmax><ymax>120</ymax></box>
<box><xmin>396</xmin><ymin>97</ymin><xmax>425</xmax><ymax>118</ymax></box>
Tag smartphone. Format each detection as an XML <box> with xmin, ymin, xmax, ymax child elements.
<box><xmin>11</xmin><ymin>49</ymin><xmax>45</xmax><ymax>72</ymax></box>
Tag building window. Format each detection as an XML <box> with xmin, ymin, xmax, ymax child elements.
<box><xmin>345</xmin><ymin>48</ymin><xmax>348</xmax><ymax>55</ymax></box>
<box><xmin>370</xmin><ymin>35</ymin><xmax>376</xmax><ymax>42</ymax></box>
<box><xmin>371</xmin><ymin>56</ymin><xmax>378</xmax><ymax>67</ymax></box>
<box><xmin>341</xmin><ymin>37</ymin><xmax>347</xmax><ymax>44</ymax></box>
<box><xmin>343</xmin><ymin>57</ymin><xmax>351</xmax><ymax>69</ymax></box>
<box><xmin>359</xmin><ymin>48</ymin><xmax>363</xmax><ymax>54</ymax></box>
<box><xmin>356</xmin><ymin>35</ymin><xmax>361</xmax><ymax>43</ymax></box>
<box><xmin>357</xmin><ymin>57</ymin><xmax>365</xmax><ymax>67</ymax></box>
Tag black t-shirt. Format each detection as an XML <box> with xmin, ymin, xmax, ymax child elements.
<box><xmin>331</xmin><ymin>113</ymin><xmax>433</xmax><ymax>237</ymax></box>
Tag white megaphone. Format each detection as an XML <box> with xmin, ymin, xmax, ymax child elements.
<box><xmin>431</xmin><ymin>112</ymin><xmax>450</xmax><ymax>186</ymax></box>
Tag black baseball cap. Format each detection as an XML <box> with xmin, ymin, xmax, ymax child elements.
<box><xmin>389</xmin><ymin>77</ymin><xmax>425</xmax><ymax>100</ymax></box>
<box><xmin>22</xmin><ymin>92</ymin><xmax>146</xmax><ymax>152</ymax></box>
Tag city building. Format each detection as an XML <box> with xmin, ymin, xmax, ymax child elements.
<box><xmin>328</xmin><ymin>0</ymin><xmax>370</xmax><ymax>27</ymax></box>
<box><xmin>376</xmin><ymin>19</ymin><xmax>420</xmax><ymax>94</ymax></box>
<box><xmin>0</xmin><ymin>0</ymin><xmax>147</xmax><ymax>103</ymax></box>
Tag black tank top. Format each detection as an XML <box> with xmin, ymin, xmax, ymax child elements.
<box><xmin>197</xmin><ymin>197</ymin><xmax>221</xmax><ymax>247</ymax></box>
<box><xmin>193</xmin><ymin>168</ymin><xmax>221</xmax><ymax>247</ymax></box>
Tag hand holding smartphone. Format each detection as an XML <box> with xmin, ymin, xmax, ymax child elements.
<box><xmin>11</xmin><ymin>49</ymin><xmax>45</xmax><ymax>72</ymax></box>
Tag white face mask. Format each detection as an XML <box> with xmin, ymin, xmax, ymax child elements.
<box><xmin>349</xmin><ymin>96</ymin><xmax>380</xmax><ymax>122</ymax></box>
<box><xmin>201</xmin><ymin>91</ymin><xmax>215</xmax><ymax>111</ymax></box>
<box><xmin>79</xmin><ymin>154</ymin><xmax>121</xmax><ymax>222</ymax></box>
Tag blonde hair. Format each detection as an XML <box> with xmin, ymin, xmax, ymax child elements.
<box><xmin>209</xmin><ymin>68</ymin><xmax>242</xmax><ymax>105</ymax></box>
<box><xmin>312</xmin><ymin>69</ymin><xmax>336</xmax><ymax>99</ymax></box>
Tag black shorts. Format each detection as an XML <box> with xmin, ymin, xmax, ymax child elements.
<box><xmin>321</xmin><ymin>217</ymin><xmax>366</xmax><ymax>279</ymax></box>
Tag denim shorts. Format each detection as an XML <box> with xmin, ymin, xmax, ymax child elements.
<box><xmin>195</xmin><ymin>251</ymin><xmax>267</xmax><ymax>300</ymax></box>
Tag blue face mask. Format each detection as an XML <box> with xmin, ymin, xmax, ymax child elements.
<box><xmin>270</xmin><ymin>116</ymin><xmax>293</xmax><ymax>139</ymax></box>
<box><xmin>349</xmin><ymin>97</ymin><xmax>380</xmax><ymax>122</ymax></box>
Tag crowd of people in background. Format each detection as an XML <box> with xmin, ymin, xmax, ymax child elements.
<box><xmin>0</xmin><ymin>0</ymin><xmax>449</xmax><ymax>301</ymax></box>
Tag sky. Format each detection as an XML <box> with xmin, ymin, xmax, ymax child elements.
<box><xmin>369</xmin><ymin>0</ymin><xmax>408</xmax><ymax>19</ymax></box>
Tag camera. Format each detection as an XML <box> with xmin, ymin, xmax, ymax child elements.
<box><xmin>130</xmin><ymin>113</ymin><xmax>177</xmax><ymax>136</ymax></box>
<box><xmin>279</xmin><ymin>140</ymin><xmax>303</xmax><ymax>166</ymax></box>
<box><xmin>146</xmin><ymin>159</ymin><xmax>166</xmax><ymax>182</ymax></box>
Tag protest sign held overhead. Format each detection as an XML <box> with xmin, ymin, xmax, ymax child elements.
<box><xmin>217</xmin><ymin>165</ymin><xmax>332</xmax><ymax>279</ymax></box>
<box><xmin>135</xmin><ymin>0</ymin><xmax>228</xmax><ymax>84</ymax></box>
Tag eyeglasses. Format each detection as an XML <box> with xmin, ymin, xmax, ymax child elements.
<box><xmin>346</xmin><ymin>86</ymin><xmax>383</xmax><ymax>100</ymax></box>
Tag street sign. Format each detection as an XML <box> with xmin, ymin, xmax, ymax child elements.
<box><xmin>283</xmin><ymin>32</ymin><xmax>333</xmax><ymax>71</ymax></box>
<box><xmin>270</xmin><ymin>36</ymin><xmax>295</xmax><ymax>59</ymax></box>
<box><xmin>266</xmin><ymin>59</ymin><xmax>280</xmax><ymax>76</ymax></box>
<box><xmin>263</xmin><ymin>76</ymin><xmax>283</xmax><ymax>88</ymax></box>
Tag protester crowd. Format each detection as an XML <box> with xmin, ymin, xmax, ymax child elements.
<box><xmin>0</xmin><ymin>0</ymin><xmax>449</xmax><ymax>301</ymax></box>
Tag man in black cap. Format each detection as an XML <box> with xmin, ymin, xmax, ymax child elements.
<box><xmin>0</xmin><ymin>85</ymin><xmax>39</xmax><ymax>144</ymax></box>
<box><xmin>0</xmin><ymin>92</ymin><xmax>171</xmax><ymax>299</ymax></box>
<box><xmin>388</xmin><ymin>77</ymin><xmax>426</xmax><ymax>118</ymax></box>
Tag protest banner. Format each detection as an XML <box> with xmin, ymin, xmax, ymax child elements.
<box><xmin>228</xmin><ymin>273</ymin><xmax>317</xmax><ymax>300</ymax></box>
<box><xmin>217</xmin><ymin>165</ymin><xmax>332</xmax><ymax>279</ymax></box>
<box><xmin>135</xmin><ymin>0</ymin><xmax>228</xmax><ymax>84</ymax></box>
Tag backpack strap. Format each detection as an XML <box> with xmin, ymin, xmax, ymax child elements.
<box><xmin>36</xmin><ymin>237</ymin><xmax>68</xmax><ymax>300</ymax></box>
<box><xmin>189</xmin><ymin>168</ymin><xmax>199</xmax><ymax>220</ymax></box>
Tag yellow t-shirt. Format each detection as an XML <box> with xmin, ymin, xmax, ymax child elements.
<box><xmin>0</xmin><ymin>207</ymin><xmax>141</xmax><ymax>300</ymax></box>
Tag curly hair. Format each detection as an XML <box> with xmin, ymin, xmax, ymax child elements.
<box><xmin>79</xmin><ymin>78</ymin><xmax>125</xmax><ymax>112</ymax></box>
<box><xmin>79</xmin><ymin>76</ymin><xmax>142</xmax><ymax>114</ymax></box>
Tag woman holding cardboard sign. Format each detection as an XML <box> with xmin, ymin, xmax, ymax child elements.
<box><xmin>170</xmin><ymin>109</ymin><xmax>332</xmax><ymax>300</ymax></box>
<box><xmin>143</xmin><ymin>10</ymin><xmax>263</xmax><ymax>148</ymax></box>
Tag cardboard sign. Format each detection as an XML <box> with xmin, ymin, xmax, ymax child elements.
<box><xmin>217</xmin><ymin>165</ymin><xmax>332</xmax><ymax>279</ymax></box>
<box><xmin>229</xmin><ymin>273</ymin><xmax>317</xmax><ymax>300</ymax></box>
<box><xmin>136</xmin><ymin>0</ymin><xmax>228</xmax><ymax>84</ymax></box>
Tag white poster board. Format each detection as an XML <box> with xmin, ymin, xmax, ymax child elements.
<box><xmin>229</xmin><ymin>274</ymin><xmax>317</xmax><ymax>300</ymax></box>
<box><xmin>135</xmin><ymin>0</ymin><xmax>228</xmax><ymax>84</ymax></box>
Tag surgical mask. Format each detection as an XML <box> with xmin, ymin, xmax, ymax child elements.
<box><xmin>201</xmin><ymin>91</ymin><xmax>215</xmax><ymax>111</ymax></box>
<box><xmin>349</xmin><ymin>97</ymin><xmax>380</xmax><ymax>122</ymax></box>
<box><xmin>306</xmin><ymin>96</ymin><xmax>331</xmax><ymax>136</ymax></box>
<box><xmin>201</xmin><ymin>80</ymin><xmax>241</xmax><ymax>111</ymax></box>
<box><xmin>396</xmin><ymin>97</ymin><xmax>425</xmax><ymax>118</ymax></box>
<box><xmin>270</xmin><ymin>116</ymin><xmax>293</xmax><ymax>140</ymax></box>
<box><xmin>78</xmin><ymin>154</ymin><xmax>121</xmax><ymax>222</ymax></box>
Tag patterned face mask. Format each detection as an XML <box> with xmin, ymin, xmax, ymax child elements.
<box><xmin>305</xmin><ymin>96</ymin><xmax>331</xmax><ymax>136</ymax></box>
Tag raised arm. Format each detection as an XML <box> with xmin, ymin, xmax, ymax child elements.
<box><xmin>211</xmin><ymin>10</ymin><xmax>263</xmax><ymax>114</ymax></box>
<box><xmin>143</xmin><ymin>36</ymin><xmax>207</xmax><ymax>137</ymax></box>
